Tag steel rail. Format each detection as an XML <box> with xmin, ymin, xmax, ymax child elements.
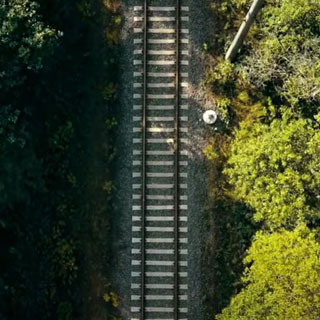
<box><xmin>140</xmin><ymin>0</ymin><xmax>148</xmax><ymax>319</ymax></box>
<box><xmin>174</xmin><ymin>1</ymin><xmax>181</xmax><ymax>319</ymax></box>
<box><xmin>139</xmin><ymin>2</ymin><xmax>181</xmax><ymax>319</ymax></box>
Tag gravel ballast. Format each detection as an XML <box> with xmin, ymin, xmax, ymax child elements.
<box><xmin>111</xmin><ymin>1</ymin><xmax>217</xmax><ymax>319</ymax></box>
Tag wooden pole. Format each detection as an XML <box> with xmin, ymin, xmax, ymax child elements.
<box><xmin>225</xmin><ymin>0</ymin><xmax>265</xmax><ymax>61</ymax></box>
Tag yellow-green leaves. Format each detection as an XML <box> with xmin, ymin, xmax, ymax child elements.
<box><xmin>225</xmin><ymin>112</ymin><xmax>320</xmax><ymax>230</ymax></box>
<box><xmin>216</xmin><ymin>227</ymin><xmax>320</xmax><ymax>320</ymax></box>
<box><xmin>1</xmin><ymin>0</ymin><xmax>58</xmax><ymax>81</ymax></box>
<box><xmin>103</xmin><ymin>292</ymin><xmax>119</xmax><ymax>308</ymax></box>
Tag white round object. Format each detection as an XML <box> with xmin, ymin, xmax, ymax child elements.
<box><xmin>203</xmin><ymin>110</ymin><xmax>218</xmax><ymax>124</ymax></box>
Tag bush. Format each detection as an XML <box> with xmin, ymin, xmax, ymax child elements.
<box><xmin>216</xmin><ymin>226</ymin><xmax>320</xmax><ymax>320</ymax></box>
<box><xmin>238</xmin><ymin>0</ymin><xmax>320</xmax><ymax>112</ymax></box>
<box><xmin>206</xmin><ymin>0</ymin><xmax>320</xmax><ymax>317</ymax></box>
<box><xmin>225</xmin><ymin>110</ymin><xmax>320</xmax><ymax>230</ymax></box>
<box><xmin>0</xmin><ymin>0</ymin><xmax>119</xmax><ymax>319</ymax></box>
<box><xmin>0</xmin><ymin>0</ymin><xmax>58</xmax><ymax>92</ymax></box>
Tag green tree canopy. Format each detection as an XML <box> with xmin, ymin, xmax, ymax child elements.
<box><xmin>0</xmin><ymin>0</ymin><xmax>58</xmax><ymax>93</ymax></box>
<box><xmin>225</xmin><ymin>111</ymin><xmax>320</xmax><ymax>230</ymax></box>
<box><xmin>232</xmin><ymin>0</ymin><xmax>320</xmax><ymax>113</ymax></box>
<box><xmin>0</xmin><ymin>0</ymin><xmax>58</xmax><ymax>151</ymax></box>
<box><xmin>0</xmin><ymin>0</ymin><xmax>59</xmax><ymax>208</ymax></box>
<box><xmin>216</xmin><ymin>226</ymin><xmax>320</xmax><ymax>320</ymax></box>
<box><xmin>208</xmin><ymin>0</ymin><xmax>320</xmax><ymax>318</ymax></box>
<box><xmin>0</xmin><ymin>0</ymin><xmax>119</xmax><ymax>319</ymax></box>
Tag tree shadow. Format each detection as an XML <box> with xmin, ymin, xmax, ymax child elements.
<box><xmin>204</xmin><ymin>197</ymin><xmax>258</xmax><ymax>317</ymax></box>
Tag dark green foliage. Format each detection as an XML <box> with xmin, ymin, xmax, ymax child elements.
<box><xmin>0</xmin><ymin>0</ymin><xmax>58</xmax><ymax>93</ymax></box>
<box><xmin>0</xmin><ymin>0</ymin><xmax>119</xmax><ymax>319</ymax></box>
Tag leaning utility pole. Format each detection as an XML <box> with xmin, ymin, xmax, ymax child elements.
<box><xmin>225</xmin><ymin>0</ymin><xmax>265</xmax><ymax>61</ymax></box>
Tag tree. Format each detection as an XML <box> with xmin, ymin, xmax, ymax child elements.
<box><xmin>216</xmin><ymin>226</ymin><xmax>320</xmax><ymax>320</ymax></box>
<box><xmin>0</xmin><ymin>0</ymin><xmax>59</xmax><ymax>227</ymax></box>
<box><xmin>238</xmin><ymin>0</ymin><xmax>320</xmax><ymax>112</ymax></box>
<box><xmin>0</xmin><ymin>0</ymin><xmax>58</xmax><ymax>153</ymax></box>
<box><xmin>225</xmin><ymin>110</ymin><xmax>320</xmax><ymax>230</ymax></box>
<box><xmin>0</xmin><ymin>0</ymin><xmax>58</xmax><ymax>92</ymax></box>
<box><xmin>0</xmin><ymin>0</ymin><xmax>119</xmax><ymax>319</ymax></box>
<box><xmin>0</xmin><ymin>3</ymin><xmax>60</xmax><ymax>319</ymax></box>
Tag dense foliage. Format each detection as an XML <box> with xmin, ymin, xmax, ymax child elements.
<box><xmin>206</xmin><ymin>0</ymin><xmax>320</xmax><ymax>123</ymax></box>
<box><xmin>203</xmin><ymin>0</ymin><xmax>320</xmax><ymax>318</ymax></box>
<box><xmin>225</xmin><ymin>111</ymin><xmax>320</xmax><ymax>230</ymax></box>
<box><xmin>240</xmin><ymin>0</ymin><xmax>320</xmax><ymax>112</ymax></box>
<box><xmin>0</xmin><ymin>0</ymin><xmax>120</xmax><ymax>319</ymax></box>
<box><xmin>0</xmin><ymin>0</ymin><xmax>58</xmax><ymax>95</ymax></box>
<box><xmin>217</xmin><ymin>227</ymin><xmax>320</xmax><ymax>320</ymax></box>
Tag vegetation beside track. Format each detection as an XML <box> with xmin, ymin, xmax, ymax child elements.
<box><xmin>0</xmin><ymin>0</ymin><xmax>122</xmax><ymax>319</ymax></box>
<box><xmin>203</xmin><ymin>0</ymin><xmax>320</xmax><ymax>318</ymax></box>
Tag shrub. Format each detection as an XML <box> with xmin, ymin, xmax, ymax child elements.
<box><xmin>239</xmin><ymin>0</ymin><xmax>320</xmax><ymax>111</ymax></box>
<box><xmin>225</xmin><ymin>110</ymin><xmax>320</xmax><ymax>230</ymax></box>
<box><xmin>216</xmin><ymin>226</ymin><xmax>320</xmax><ymax>320</ymax></box>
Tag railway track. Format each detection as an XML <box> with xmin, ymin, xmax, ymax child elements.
<box><xmin>131</xmin><ymin>1</ymin><xmax>189</xmax><ymax>320</ymax></box>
